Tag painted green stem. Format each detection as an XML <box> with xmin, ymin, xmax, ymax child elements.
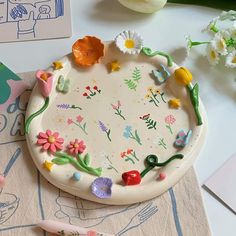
<box><xmin>141</xmin><ymin>47</ymin><xmax>173</xmax><ymax>67</ymax></box>
<box><xmin>187</xmin><ymin>83</ymin><xmax>203</xmax><ymax>126</ymax></box>
<box><xmin>140</xmin><ymin>154</ymin><xmax>184</xmax><ymax>178</ymax></box>
<box><xmin>25</xmin><ymin>97</ymin><xmax>49</xmax><ymax>134</ymax></box>
<box><xmin>115</xmin><ymin>108</ymin><xmax>126</xmax><ymax>120</ymax></box>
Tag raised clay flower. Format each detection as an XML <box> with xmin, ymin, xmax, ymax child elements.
<box><xmin>91</xmin><ymin>177</ymin><xmax>113</xmax><ymax>199</ymax></box>
<box><xmin>72</xmin><ymin>36</ymin><xmax>104</xmax><ymax>67</ymax></box>
<box><xmin>37</xmin><ymin>130</ymin><xmax>64</xmax><ymax>153</ymax></box>
<box><xmin>206</xmin><ymin>44</ymin><xmax>220</xmax><ymax>66</ymax></box>
<box><xmin>211</xmin><ymin>33</ymin><xmax>228</xmax><ymax>55</ymax></box>
<box><xmin>225</xmin><ymin>51</ymin><xmax>236</xmax><ymax>68</ymax></box>
<box><xmin>174</xmin><ymin>67</ymin><xmax>193</xmax><ymax>85</ymax></box>
<box><xmin>115</xmin><ymin>30</ymin><xmax>143</xmax><ymax>55</ymax></box>
<box><xmin>36</xmin><ymin>70</ymin><xmax>54</xmax><ymax>97</ymax></box>
<box><xmin>67</xmin><ymin>139</ymin><xmax>86</xmax><ymax>155</ymax></box>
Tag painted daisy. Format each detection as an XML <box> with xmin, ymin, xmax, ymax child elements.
<box><xmin>211</xmin><ymin>33</ymin><xmax>228</xmax><ymax>55</ymax></box>
<box><xmin>225</xmin><ymin>51</ymin><xmax>236</xmax><ymax>68</ymax></box>
<box><xmin>115</xmin><ymin>30</ymin><xmax>143</xmax><ymax>55</ymax></box>
<box><xmin>206</xmin><ymin>43</ymin><xmax>220</xmax><ymax>66</ymax></box>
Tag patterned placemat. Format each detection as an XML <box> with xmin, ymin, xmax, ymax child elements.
<box><xmin>0</xmin><ymin>72</ymin><xmax>211</xmax><ymax>236</ymax></box>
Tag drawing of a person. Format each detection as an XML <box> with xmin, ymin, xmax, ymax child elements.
<box><xmin>37</xmin><ymin>5</ymin><xmax>51</xmax><ymax>19</ymax></box>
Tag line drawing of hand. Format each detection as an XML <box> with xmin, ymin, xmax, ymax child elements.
<box><xmin>116</xmin><ymin>202</ymin><xmax>158</xmax><ymax>236</ymax></box>
<box><xmin>54</xmin><ymin>189</ymin><xmax>141</xmax><ymax>228</ymax></box>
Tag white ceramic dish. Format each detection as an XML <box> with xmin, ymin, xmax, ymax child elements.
<box><xmin>25</xmin><ymin>42</ymin><xmax>207</xmax><ymax>205</ymax></box>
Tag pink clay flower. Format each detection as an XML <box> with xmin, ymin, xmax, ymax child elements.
<box><xmin>37</xmin><ymin>130</ymin><xmax>64</xmax><ymax>153</ymax></box>
<box><xmin>67</xmin><ymin>139</ymin><xmax>86</xmax><ymax>155</ymax></box>
<box><xmin>36</xmin><ymin>70</ymin><xmax>54</xmax><ymax>97</ymax></box>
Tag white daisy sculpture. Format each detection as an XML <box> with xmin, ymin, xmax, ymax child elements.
<box><xmin>186</xmin><ymin>10</ymin><xmax>236</xmax><ymax>69</ymax></box>
<box><xmin>115</xmin><ymin>30</ymin><xmax>143</xmax><ymax>55</ymax></box>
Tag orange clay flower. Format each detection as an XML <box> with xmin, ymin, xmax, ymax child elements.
<box><xmin>72</xmin><ymin>36</ymin><xmax>105</xmax><ymax>67</ymax></box>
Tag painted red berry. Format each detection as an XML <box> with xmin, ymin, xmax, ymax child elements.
<box><xmin>83</xmin><ymin>92</ymin><xmax>88</xmax><ymax>96</ymax></box>
<box><xmin>122</xmin><ymin>170</ymin><xmax>142</xmax><ymax>185</ymax></box>
<box><xmin>0</xmin><ymin>175</ymin><xmax>6</xmax><ymax>188</ymax></box>
<box><xmin>93</xmin><ymin>86</ymin><xmax>98</xmax><ymax>90</ymax></box>
<box><xmin>159</xmin><ymin>173</ymin><xmax>166</xmax><ymax>180</ymax></box>
<box><xmin>86</xmin><ymin>86</ymin><xmax>90</xmax><ymax>90</ymax></box>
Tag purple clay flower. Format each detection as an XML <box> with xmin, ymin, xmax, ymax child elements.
<box><xmin>91</xmin><ymin>177</ymin><xmax>113</xmax><ymax>199</ymax></box>
<box><xmin>99</xmin><ymin>121</ymin><xmax>107</xmax><ymax>132</ymax></box>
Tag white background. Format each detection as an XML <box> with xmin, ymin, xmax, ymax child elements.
<box><xmin>0</xmin><ymin>1</ymin><xmax>236</xmax><ymax>235</ymax></box>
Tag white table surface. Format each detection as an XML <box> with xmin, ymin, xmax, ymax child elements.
<box><xmin>1</xmin><ymin>1</ymin><xmax>235</xmax><ymax>235</ymax></box>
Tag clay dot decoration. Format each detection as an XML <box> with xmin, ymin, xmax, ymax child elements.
<box><xmin>159</xmin><ymin>173</ymin><xmax>166</xmax><ymax>180</ymax></box>
<box><xmin>72</xmin><ymin>36</ymin><xmax>105</xmax><ymax>67</ymax></box>
<box><xmin>73</xmin><ymin>172</ymin><xmax>81</xmax><ymax>181</ymax></box>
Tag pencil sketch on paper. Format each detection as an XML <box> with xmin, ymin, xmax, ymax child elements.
<box><xmin>0</xmin><ymin>0</ymin><xmax>70</xmax><ymax>42</ymax></box>
<box><xmin>54</xmin><ymin>190</ymin><xmax>158</xmax><ymax>235</ymax></box>
<box><xmin>0</xmin><ymin>148</ymin><xmax>21</xmax><ymax>225</ymax></box>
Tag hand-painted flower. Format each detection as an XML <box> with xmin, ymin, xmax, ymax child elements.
<box><xmin>67</xmin><ymin>139</ymin><xmax>86</xmax><ymax>155</ymax></box>
<box><xmin>115</xmin><ymin>30</ymin><xmax>143</xmax><ymax>55</ymax></box>
<box><xmin>93</xmin><ymin>86</ymin><xmax>98</xmax><ymax>90</ymax></box>
<box><xmin>86</xmin><ymin>86</ymin><xmax>90</xmax><ymax>90</ymax></box>
<box><xmin>83</xmin><ymin>92</ymin><xmax>88</xmax><ymax>97</ymax></box>
<box><xmin>125</xmin><ymin>125</ymin><xmax>132</xmax><ymax>133</ymax></box>
<box><xmin>67</xmin><ymin>118</ymin><xmax>73</xmax><ymax>125</ymax></box>
<box><xmin>87</xmin><ymin>230</ymin><xmax>97</xmax><ymax>236</ymax></box>
<box><xmin>126</xmin><ymin>149</ymin><xmax>133</xmax><ymax>155</ymax></box>
<box><xmin>91</xmin><ymin>177</ymin><xmax>113</xmax><ymax>199</ymax></box>
<box><xmin>37</xmin><ymin>130</ymin><xmax>64</xmax><ymax>153</ymax></box>
<box><xmin>72</xmin><ymin>36</ymin><xmax>105</xmax><ymax>67</ymax></box>
<box><xmin>76</xmin><ymin>115</ymin><xmax>84</xmax><ymax>123</ymax></box>
<box><xmin>120</xmin><ymin>151</ymin><xmax>126</xmax><ymax>158</ymax></box>
<box><xmin>122</xmin><ymin>170</ymin><xmax>142</xmax><ymax>185</ymax></box>
<box><xmin>174</xmin><ymin>67</ymin><xmax>193</xmax><ymax>85</ymax></box>
<box><xmin>225</xmin><ymin>50</ymin><xmax>236</xmax><ymax>68</ymax></box>
<box><xmin>165</xmin><ymin>115</ymin><xmax>176</xmax><ymax>125</ymax></box>
<box><xmin>36</xmin><ymin>70</ymin><xmax>54</xmax><ymax>97</ymax></box>
<box><xmin>111</xmin><ymin>104</ymin><xmax>118</xmax><ymax>110</ymax></box>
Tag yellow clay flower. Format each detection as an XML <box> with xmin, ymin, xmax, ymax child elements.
<box><xmin>174</xmin><ymin>67</ymin><xmax>193</xmax><ymax>85</ymax></box>
<box><xmin>168</xmin><ymin>98</ymin><xmax>181</xmax><ymax>109</ymax></box>
<box><xmin>110</xmin><ymin>60</ymin><xmax>121</xmax><ymax>72</ymax></box>
<box><xmin>53</xmin><ymin>61</ymin><xmax>63</xmax><ymax>70</ymax></box>
<box><xmin>43</xmin><ymin>160</ymin><xmax>54</xmax><ymax>171</ymax></box>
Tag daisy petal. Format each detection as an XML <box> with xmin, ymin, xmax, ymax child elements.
<box><xmin>37</xmin><ymin>139</ymin><xmax>48</xmax><ymax>145</ymax></box>
<box><xmin>43</xmin><ymin>143</ymin><xmax>50</xmax><ymax>150</ymax></box>
<box><xmin>50</xmin><ymin>144</ymin><xmax>56</xmax><ymax>153</ymax></box>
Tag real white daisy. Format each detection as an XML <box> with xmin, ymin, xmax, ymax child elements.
<box><xmin>211</xmin><ymin>33</ymin><xmax>228</xmax><ymax>55</ymax></box>
<box><xmin>115</xmin><ymin>30</ymin><xmax>143</xmax><ymax>54</ymax></box>
<box><xmin>219</xmin><ymin>10</ymin><xmax>236</xmax><ymax>21</ymax></box>
<box><xmin>202</xmin><ymin>17</ymin><xmax>219</xmax><ymax>33</ymax></box>
<box><xmin>206</xmin><ymin>43</ymin><xmax>220</xmax><ymax>66</ymax></box>
<box><xmin>225</xmin><ymin>51</ymin><xmax>236</xmax><ymax>68</ymax></box>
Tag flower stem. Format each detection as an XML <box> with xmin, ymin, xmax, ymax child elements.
<box><xmin>106</xmin><ymin>129</ymin><xmax>111</xmax><ymax>142</ymax></box>
<box><xmin>25</xmin><ymin>97</ymin><xmax>49</xmax><ymax>134</ymax></box>
<box><xmin>141</xmin><ymin>47</ymin><xmax>173</xmax><ymax>67</ymax></box>
<box><xmin>115</xmin><ymin>109</ymin><xmax>126</xmax><ymax>120</ymax></box>
<box><xmin>73</xmin><ymin>121</ymin><xmax>88</xmax><ymax>135</ymax></box>
<box><xmin>166</xmin><ymin>124</ymin><xmax>173</xmax><ymax>134</ymax></box>
<box><xmin>125</xmin><ymin>157</ymin><xmax>135</xmax><ymax>165</ymax></box>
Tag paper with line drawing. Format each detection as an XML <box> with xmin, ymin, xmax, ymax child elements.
<box><xmin>0</xmin><ymin>0</ymin><xmax>71</xmax><ymax>42</ymax></box>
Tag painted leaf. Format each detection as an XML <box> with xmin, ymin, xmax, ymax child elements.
<box><xmin>52</xmin><ymin>157</ymin><xmax>70</xmax><ymax>165</ymax></box>
<box><xmin>132</xmin><ymin>67</ymin><xmax>141</xmax><ymax>82</ymax></box>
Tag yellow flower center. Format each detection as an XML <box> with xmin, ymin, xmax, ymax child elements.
<box><xmin>218</xmin><ymin>39</ymin><xmax>225</xmax><ymax>50</ymax></box>
<box><xmin>211</xmin><ymin>50</ymin><xmax>217</xmax><ymax>59</ymax></box>
<box><xmin>48</xmin><ymin>136</ymin><xmax>55</xmax><ymax>143</ymax></box>
<box><xmin>41</xmin><ymin>73</ymin><xmax>49</xmax><ymax>81</ymax></box>
<box><xmin>232</xmin><ymin>56</ymin><xmax>236</xmax><ymax>63</ymax></box>
<box><xmin>125</xmin><ymin>39</ymin><xmax>135</xmax><ymax>49</ymax></box>
<box><xmin>74</xmin><ymin>143</ymin><xmax>79</xmax><ymax>148</ymax></box>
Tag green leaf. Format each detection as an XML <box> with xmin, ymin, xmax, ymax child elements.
<box><xmin>191</xmin><ymin>83</ymin><xmax>199</xmax><ymax>107</ymax></box>
<box><xmin>83</xmin><ymin>122</ymin><xmax>86</xmax><ymax>130</ymax></box>
<box><xmin>52</xmin><ymin>157</ymin><xmax>70</xmax><ymax>165</ymax></box>
<box><xmin>84</xmin><ymin>153</ymin><xmax>91</xmax><ymax>166</ymax></box>
<box><xmin>55</xmin><ymin>152</ymin><xmax>69</xmax><ymax>158</ymax></box>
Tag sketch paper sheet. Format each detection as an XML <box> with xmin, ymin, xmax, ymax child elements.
<box><xmin>0</xmin><ymin>0</ymin><xmax>71</xmax><ymax>42</ymax></box>
<box><xmin>204</xmin><ymin>154</ymin><xmax>236</xmax><ymax>214</ymax></box>
<box><xmin>0</xmin><ymin>71</ymin><xmax>211</xmax><ymax>236</ymax></box>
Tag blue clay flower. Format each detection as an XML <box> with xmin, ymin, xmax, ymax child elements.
<box><xmin>91</xmin><ymin>177</ymin><xmax>113</xmax><ymax>199</ymax></box>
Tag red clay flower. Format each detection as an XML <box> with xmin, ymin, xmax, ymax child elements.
<box><xmin>37</xmin><ymin>130</ymin><xmax>64</xmax><ymax>153</ymax></box>
<box><xmin>122</xmin><ymin>170</ymin><xmax>142</xmax><ymax>185</ymax></box>
<box><xmin>67</xmin><ymin>139</ymin><xmax>86</xmax><ymax>155</ymax></box>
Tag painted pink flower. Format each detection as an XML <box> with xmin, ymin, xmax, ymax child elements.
<box><xmin>165</xmin><ymin>115</ymin><xmax>176</xmax><ymax>125</ymax></box>
<box><xmin>126</xmin><ymin>149</ymin><xmax>133</xmax><ymax>155</ymax></box>
<box><xmin>76</xmin><ymin>115</ymin><xmax>84</xmax><ymax>123</ymax></box>
<box><xmin>117</xmin><ymin>100</ymin><xmax>121</xmax><ymax>108</ymax></box>
<box><xmin>111</xmin><ymin>104</ymin><xmax>118</xmax><ymax>110</ymax></box>
<box><xmin>120</xmin><ymin>151</ymin><xmax>126</xmax><ymax>158</ymax></box>
<box><xmin>67</xmin><ymin>139</ymin><xmax>86</xmax><ymax>155</ymax></box>
<box><xmin>67</xmin><ymin>118</ymin><xmax>73</xmax><ymax>125</ymax></box>
<box><xmin>37</xmin><ymin>130</ymin><xmax>64</xmax><ymax>153</ymax></box>
<box><xmin>36</xmin><ymin>70</ymin><xmax>54</xmax><ymax>97</ymax></box>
